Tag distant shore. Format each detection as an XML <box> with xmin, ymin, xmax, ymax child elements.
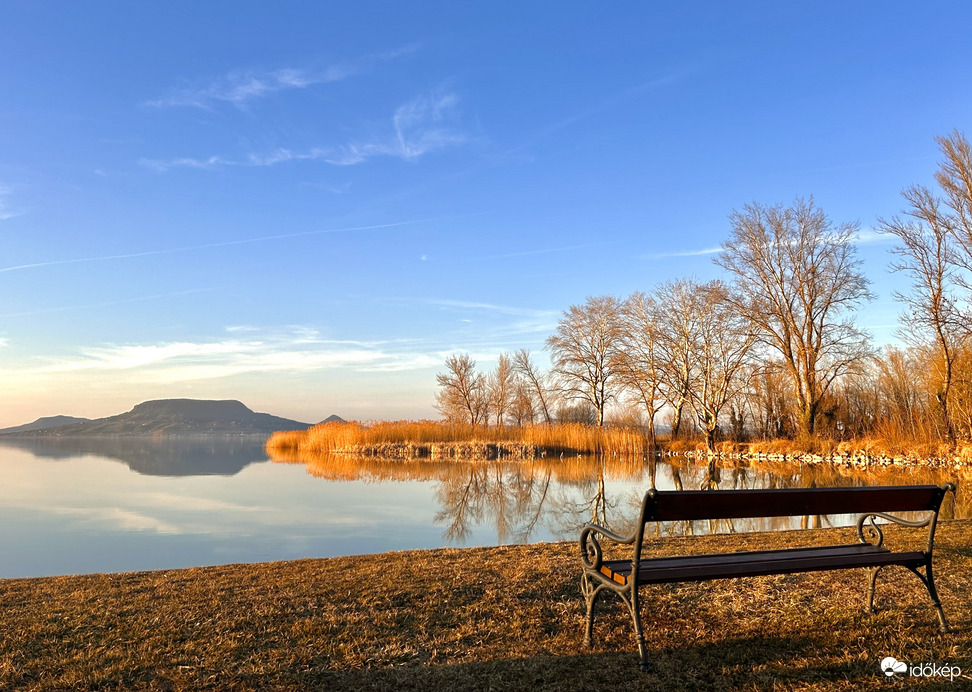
<box><xmin>3</xmin><ymin>522</ymin><xmax>969</xmax><ymax>690</ymax></box>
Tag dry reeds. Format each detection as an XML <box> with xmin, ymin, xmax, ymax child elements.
<box><xmin>267</xmin><ymin>420</ymin><xmax>655</xmax><ymax>459</ymax></box>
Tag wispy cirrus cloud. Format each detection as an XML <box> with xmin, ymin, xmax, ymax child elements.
<box><xmin>0</xmin><ymin>218</ymin><xmax>426</xmax><ymax>275</ymax></box>
<box><xmin>852</xmin><ymin>228</ymin><xmax>895</xmax><ymax>245</ymax></box>
<box><xmin>0</xmin><ymin>327</ymin><xmax>442</xmax><ymax>383</ymax></box>
<box><xmin>0</xmin><ymin>184</ymin><xmax>23</xmax><ymax>221</ymax></box>
<box><xmin>640</xmin><ymin>246</ymin><xmax>723</xmax><ymax>260</ymax></box>
<box><xmin>420</xmin><ymin>299</ymin><xmax>560</xmax><ymax>338</ymax></box>
<box><xmin>140</xmin><ymin>88</ymin><xmax>465</xmax><ymax>171</ymax></box>
<box><xmin>146</xmin><ymin>45</ymin><xmax>419</xmax><ymax>109</ymax></box>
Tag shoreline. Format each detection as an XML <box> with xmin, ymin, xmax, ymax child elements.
<box><xmin>3</xmin><ymin>522</ymin><xmax>970</xmax><ymax>690</ymax></box>
<box><xmin>277</xmin><ymin>439</ymin><xmax>972</xmax><ymax>472</ymax></box>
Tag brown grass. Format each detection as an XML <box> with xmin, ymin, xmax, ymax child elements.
<box><xmin>2</xmin><ymin>522</ymin><xmax>970</xmax><ymax>690</ymax></box>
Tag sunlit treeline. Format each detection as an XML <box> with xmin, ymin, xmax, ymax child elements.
<box><xmin>435</xmin><ymin>130</ymin><xmax>972</xmax><ymax>454</ymax></box>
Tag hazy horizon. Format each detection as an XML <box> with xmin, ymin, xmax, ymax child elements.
<box><xmin>2</xmin><ymin>3</ymin><xmax>971</xmax><ymax>427</ymax></box>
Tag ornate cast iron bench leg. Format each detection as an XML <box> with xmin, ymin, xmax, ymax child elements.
<box><xmin>866</xmin><ymin>566</ymin><xmax>883</xmax><ymax>614</ymax></box>
<box><xmin>628</xmin><ymin>585</ymin><xmax>651</xmax><ymax>673</ymax></box>
<box><xmin>906</xmin><ymin>560</ymin><xmax>950</xmax><ymax>632</ymax></box>
<box><xmin>580</xmin><ymin>573</ymin><xmax>599</xmax><ymax>647</ymax></box>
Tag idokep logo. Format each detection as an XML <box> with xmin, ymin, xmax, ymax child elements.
<box><xmin>881</xmin><ymin>656</ymin><xmax>963</xmax><ymax>681</ymax></box>
<box><xmin>881</xmin><ymin>657</ymin><xmax>907</xmax><ymax>676</ymax></box>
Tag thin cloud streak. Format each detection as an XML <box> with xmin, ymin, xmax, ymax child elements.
<box><xmin>0</xmin><ymin>184</ymin><xmax>23</xmax><ymax>221</ymax></box>
<box><xmin>424</xmin><ymin>298</ymin><xmax>558</xmax><ymax>320</ymax></box>
<box><xmin>0</xmin><ymin>219</ymin><xmax>428</xmax><ymax>275</ymax></box>
<box><xmin>141</xmin><ymin>88</ymin><xmax>465</xmax><ymax>171</ymax></box>
<box><xmin>853</xmin><ymin>228</ymin><xmax>895</xmax><ymax>245</ymax></box>
<box><xmin>0</xmin><ymin>327</ymin><xmax>444</xmax><ymax>383</ymax></box>
<box><xmin>481</xmin><ymin>240</ymin><xmax>619</xmax><ymax>260</ymax></box>
<box><xmin>146</xmin><ymin>45</ymin><xmax>419</xmax><ymax>109</ymax></box>
<box><xmin>640</xmin><ymin>246</ymin><xmax>723</xmax><ymax>260</ymax></box>
<box><xmin>510</xmin><ymin>73</ymin><xmax>686</xmax><ymax>155</ymax></box>
<box><xmin>0</xmin><ymin>289</ymin><xmax>218</xmax><ymax>319</ymax></box>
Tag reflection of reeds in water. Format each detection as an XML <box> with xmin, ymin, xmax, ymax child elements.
<box><xmin>269</xmin><ymin>448</ymin><xmax>653</xmax><ymax>485</ymax></box>
<box><xmin>269</xmin><ymin>450</ymin><xmax>969</xmax><ymax>547</ymax></box>
<box><xmin>266</xmin><ymin>420</ymin><xmax>654</xmax><ymax>459</ymax></box>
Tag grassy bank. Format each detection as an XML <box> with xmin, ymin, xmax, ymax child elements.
<box><xmin>2</xmin><ymin>522</ymin><xmax>970</xmax><ymax>690</ymax></box>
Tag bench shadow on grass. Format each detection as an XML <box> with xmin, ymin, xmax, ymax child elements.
<box><xmin>275</xmin><ymin>636</ymin><xmax>881</xmax><ymax>692</ymax></box>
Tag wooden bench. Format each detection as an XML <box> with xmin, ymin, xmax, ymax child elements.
<box><xmin>579</xmin><ymin>483</ymin><xmax>956</xmax><ymax>672</ymax></box>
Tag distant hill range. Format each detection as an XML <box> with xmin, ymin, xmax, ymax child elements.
<box><xmin>319</xmin><ymin>414</ymin><xmax>346</xmax><ymax>424</ymax></box>
<box><xmin>0</xmin><ymin>399</ymin><xmax>312</xmax><ymax>436</ymax></box>
<box><xmin>0</xmin><ymin>415</ymin><xmax>91</xmax><ymax>434</ymax></box>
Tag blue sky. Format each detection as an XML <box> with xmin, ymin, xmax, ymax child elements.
<box><xmin>1</xmin><ymin>2</ymin><xmax>971</xmax><ymax>427</ymax></box>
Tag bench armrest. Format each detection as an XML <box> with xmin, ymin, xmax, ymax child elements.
<box><xmin>580</xmin><ymin>523</ymin><xmax>636</xmax><ymax>572</ymax></box>
<box><xmin>858</xmin><ymin>482</ymin><xmax>955</xmax><ymax>555</ymax></box>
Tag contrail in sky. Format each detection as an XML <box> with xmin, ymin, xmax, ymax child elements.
<box><xmin>0</xmin><ymin>219</ymin><xmax>426</xmax><ymax>274</ymax></box>
<box><xmin>0</xmin><ymin>288</ymin><xmax>218</xmax><ymax>318</ymax></box>
<box><xmin>481</xmin><ymin>240</ymin><xmax>620</xmax><ymax>260</ymax></box>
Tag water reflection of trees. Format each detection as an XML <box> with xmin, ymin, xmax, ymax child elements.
<box><xmin>269</xmin><ymin>450</ymin><xmax>967</xmax><ymax>545</ymax></box>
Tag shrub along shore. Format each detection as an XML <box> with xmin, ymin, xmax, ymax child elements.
<box><xmin>2</xmin><ymin>521</ymin><xmax>970</xmax><ymax>690</ymax></box>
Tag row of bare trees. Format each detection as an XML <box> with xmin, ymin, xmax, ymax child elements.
<box><xmin>435</xmin><ymin>130</ymin><xmax>972</xmax><ymax>450</ymax></box>
<box><xmin>435</xmin><ymin>350</ymin><xmax>558</xmax><ymax>428</ymax></box>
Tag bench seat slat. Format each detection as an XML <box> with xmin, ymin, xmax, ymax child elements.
<box><xmin>599</xmin><ymin>545</ymin><xmax>926</xmax><ymax>585</ymax></box>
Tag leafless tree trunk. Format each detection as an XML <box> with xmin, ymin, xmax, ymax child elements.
<box><xmin>715</xmin><ymin>198</ymin><xmax>874</xmax><ymax>438</ymax></box>
<box><xmin>546</xmin><ymin>295</ymin><xmax>623</xmax><ymax>427</ymax></box>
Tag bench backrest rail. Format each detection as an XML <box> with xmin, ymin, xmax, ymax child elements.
<box><xmin>640</xmin><ymin>485</ymin><xmax>952</xmax><ymax>523</ymax></box>
<box><xmin>626</xmin><ymin>483</ymin><xmax>955</xmax><ymax>570</ymax></box>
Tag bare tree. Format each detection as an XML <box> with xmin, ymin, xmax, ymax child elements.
<box><xmin>743</xmin><ymin>361</ymin><xmax>796</xmax><ymax>439</ymax></box>
<box><xmin>874</xmin><ymin>346</ymin><xmax>927</xmax><ymax>440</ymax></box>
<box><xmin>652</xmin><ymin>280</ymin><xmax>755</xmax><ymax>451</ymax></box>
<box><xmin>715</xmin><ymin>198</ymin><xmax>874</xmax><ymax>437</ymax></box>
<box><xmin>879</xmin><ymin>185</ymin><xmax>962</xmax><ymax>440</ymax></box>
<box><xmin>936</xmin><ymin>130</ymin><xmax>972</xmax><ymax>270</ymax></box>
<box><xmin>652</xmin><ymin>279</ymin><xmax>699</xmax><ymax>439</ymax></box>
<box><xmin>683</xmin><ymin>282</ymin><xmax>757</xmax><ymax>451</ymax></box>
<box><xmin>486</xmin><ymin>353</ymin><xmax>515</xmax><ymax>426</ymax></box>
<box><xmin>508</xmin><ymin>379</ymin><xmax>536</xmax><ymax>426</ymax></box>
<box><xmin>879</xmin><ymin>130</ymin><xmax>972</xmax><ymax>442</ymax></box>
<box><xmin>615</xmin><ymin>291</ymin><xmax>666</xmax><ymax>446</ymax></box>
<box><xmin>512</xmin><ymin>349</ymin><xmax>555</xmax><ymax>424</ymax></box>
<box><xmin>435</xmin><ymin>353</ymin><xmax>487</xmax><ymax>425</ymax></box>
<box><xmin>546</xmin><ymin>296</ymin><xmax>623</xmax><ymax>426</ymax></box>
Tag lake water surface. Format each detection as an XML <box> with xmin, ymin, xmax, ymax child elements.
<box><xmin>0</xmin><ymin>437</ymin><xmax>964</xmax><ymax>579</ymax></box>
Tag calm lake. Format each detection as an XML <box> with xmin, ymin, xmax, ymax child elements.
<box><xmin>0</xmin><ymin>436</ymin><xmax>965</xmax><ymax>579</ymax></box>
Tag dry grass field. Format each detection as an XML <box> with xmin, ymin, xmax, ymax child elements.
<box><xmin>1</xmin><ymin>521</ymin><xmax>970</xmax><ymax>690</ymax></box>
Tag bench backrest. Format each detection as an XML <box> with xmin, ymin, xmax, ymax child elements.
<box><xmin>641</xmin><ymin>484</ymin><xmax>952</xmax><ymax>523</ymax></box>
